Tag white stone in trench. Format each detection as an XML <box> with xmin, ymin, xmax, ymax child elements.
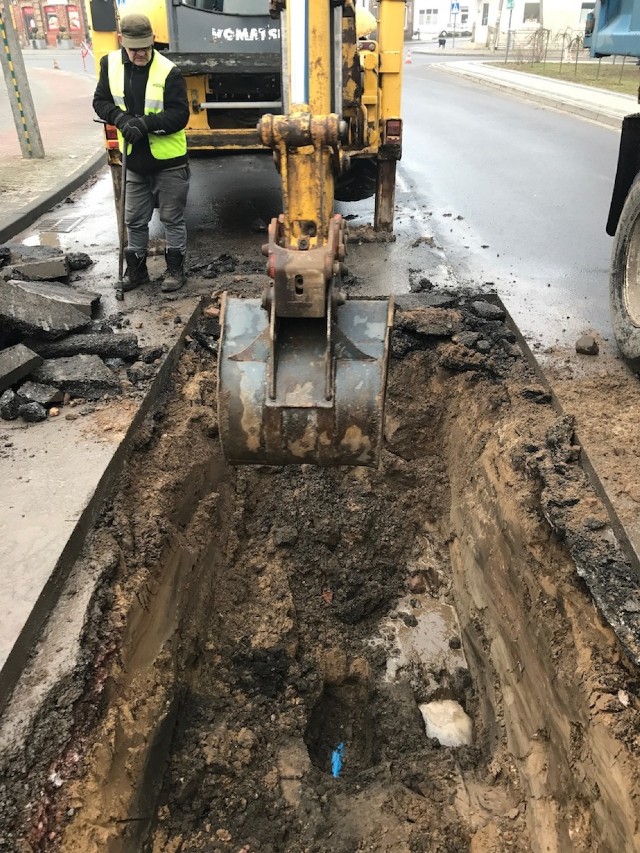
<box><xmin>419</xmin><ymin>699</ymin><xmax>473</xmax><ymax>747</ymax></box>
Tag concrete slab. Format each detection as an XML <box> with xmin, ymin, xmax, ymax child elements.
<box><xmin>0</xmin><ymin>279</ymin><xmax>92</xmax><ymax>338</ymax></box>
<box><xmin>3</xmin><ymin>278</ymin><xmax>100</xmax><ymax>316</ymax></box>
<box><xmin>0</xmin><ymin>344</ymin><xmax>42</xmax><ymax>392</ymax></box>
<box><xmin>3</xmin><ymin>256</ymin><xmax>69</xmax><ymax>281</ymax></box>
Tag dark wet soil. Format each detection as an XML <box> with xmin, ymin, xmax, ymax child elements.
<box><xmin>2</xmin><ymin>296</ymin><xmax>640</xmax><ymax>853</ymax></box>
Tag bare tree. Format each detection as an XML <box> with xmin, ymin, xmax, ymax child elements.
<box><xmin>524</xmin><ymin>26</ymin><xmax>550</xmax><ymax>63</ymax></box>
<box><xmin>556</xmin><ymin>26</ymin><xmax>573</xmax><ymax>72</ymax></box>
<box><xmin>569</xmin><ymin>31</ymin><xmax>584</xmax><ymax>74</ymax></box>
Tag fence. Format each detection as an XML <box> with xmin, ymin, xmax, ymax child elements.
<box><xmin>487</xmin><ymin>26</ymin><xmax>589</xmax><ymax>64</ymax></box>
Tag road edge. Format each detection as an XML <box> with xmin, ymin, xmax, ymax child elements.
<box><xmin>0</xmin><ymin>148</ymin><xmax>106</xmax><ymax>244</ymax></box>
<box><xmin>437</xmin><ymin>62</ymin><xmax>623</xmax><ymax>129</ymax></box>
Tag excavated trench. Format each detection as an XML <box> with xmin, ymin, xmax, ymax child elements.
<box><xmin>5</xmin><ymin>297</ymin><xmax>640</xmax><ymax>852</ymax></box>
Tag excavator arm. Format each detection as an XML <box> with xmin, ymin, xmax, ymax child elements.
<box><xmin>217</xmin><ymin>0</ymin><xmax>403</xmax><ymax>466</ymax></box>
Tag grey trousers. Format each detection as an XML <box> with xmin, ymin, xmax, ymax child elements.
<box><xmin>125</xmin><ymin>165</ymin><xmax>190</xmax><ymax>255</ymax></box>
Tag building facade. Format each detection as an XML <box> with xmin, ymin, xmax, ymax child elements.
<box><xmin>7</xmin><ymin>0</ymin><xmax>89</xmax><ymax>47</ymax></box>
<box><xmin>405</xmin><ymin>0</ymin><xmax>595</xmax><ymax>43</ymax></box>
<box><xmin>414</xmin><ymin>1</ymin><xmax>473</xmax><ymax>36</ymax></box>
<box><xmin>472</xmin><ymin>0</ymin><xmax>595</xmax><ymax>47</ymax></box>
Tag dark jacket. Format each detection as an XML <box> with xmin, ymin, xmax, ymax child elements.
<box><xmin>93</xmin><ymin>48</ymin><xmax>189</xmax><ymax>175</ymax></box>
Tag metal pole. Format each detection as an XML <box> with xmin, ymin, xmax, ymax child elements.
<box><xmin>115</xmin><ymin>145</ymin><xmax>127</xmax><ymax>301</ymax></box>
<box><xmin>452</xmin><ymin>13</ymin><xmax>456</xmax><ymax>49</ymax></box>
<box><xmin>504</xmin><ymin>6</ymin><xmax>513</xmax><ymax>62</ymax></box>
<box><xmin>0</xmin><ymin>0</ymin><xmax>45</xmax><ymax>158</ymax></box>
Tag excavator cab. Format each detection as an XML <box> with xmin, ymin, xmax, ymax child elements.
<box><xmin>217</xmin><ymin>0</ymin><xmax>404</xmax><ymax>466</ymax></box>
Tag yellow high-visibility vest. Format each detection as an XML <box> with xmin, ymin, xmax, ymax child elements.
<box><xmin>108</xmin><ymin>50</ymin><xmax>187</xmax><ymax>159</ymax></box>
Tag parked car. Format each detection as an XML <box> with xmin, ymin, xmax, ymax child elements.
<box><xmin>440</xmin><ymin>27</ymin><xmax>472</xmax><ymax>37</ymax></box>
<box><xmin>412</xmin><ymin>26</ymin><xmax>472</xmax><ymax>40</ymax></box>
<box><xmin>440</xmin><ymin>27</ymin><xmax>472</xmax><ymax>38</ymax></box>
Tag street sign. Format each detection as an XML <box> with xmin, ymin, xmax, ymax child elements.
<box><xmin>451</xmin><ymin>1</ymin><xmax>460</xmax><ymax>14</ymax></box>
<box><xmin>506</xmin><ymin>0</ymin><xmax>514</xmax><ymax>8</ymax></box>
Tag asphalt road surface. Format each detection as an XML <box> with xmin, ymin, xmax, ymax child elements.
<box><xmin>400</xmin><ymin>53</ymin><xmax>621</xmax><ymax>348</ymax></box>
<box><xmin>15</xmin><ymin>48</ymin><xmax>623</xmax><ymax>351</ymax></box>
<box><xmin>22</xmin><ymin>46</ymin><xmax>95</xmax><ymax>76</ymax></box>
<box><xmin>181</xmin><ymin>52</ymin><xmax>622</xmax><ymax>351</ymax></box>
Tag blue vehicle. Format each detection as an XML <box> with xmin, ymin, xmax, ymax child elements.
<box><xmin>586</xmin><ymin>0</ymin><xmax>640</xmax><ymax>369</ymax></box>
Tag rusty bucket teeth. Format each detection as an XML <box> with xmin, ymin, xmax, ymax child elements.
<box><xmin>217</xmin><ymin>295</ymin><xmax>393</xmax><ymax>467</ymax></box>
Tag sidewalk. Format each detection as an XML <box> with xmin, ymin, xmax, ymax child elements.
<box><xmin>416</xmin><ymin>50</ymin><xmax>637</xmax><ymax>129</ymax></box>
<box><xmin>0</xmin><ymin>53</ymin><xmax>104</xmax><ymax>242</ymax></box>
<box><xmin>0</xmin><ymin>47</ymin><xmax>636</xmax><ymax>714</ymax></box>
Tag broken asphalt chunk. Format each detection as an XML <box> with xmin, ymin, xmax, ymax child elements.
<box><xmin>27</xmin><ymin>332</ymin><xmax>139</xmax><ymax>361</ymax></box>
<box><xmin>0</xmin><ymin>243</ymin><xmax>63</xmax><ymax>263</ymax></box>
<box><xmin>140</xmin><ymin>345</ymin><xmax>166</xmax><ymax>364</ymax></box>
<box><xmin>33</xmin><ymin>355</ymin><xmax>121</xmax><ymax>400</ymax></box>
<box><xmin>1</xmin><ymin>256</ymin><xmax>69</xmax><ymax>282</ymax></box>
<box><xmin>395</xmin><ymin>293</ymin><xmax>459</xmax><ymax>311</ymax></box>
<box><xmin>470</xmin><ymin>300</ymin><xmax>506</xmax><ymax>321</ymax></box>
<box><xmin>16</xmin><ymin>381</ymin><xmax>64</xmax><ymax>407</ymax></box>
<box><xmin>0</xmin><ymin>389</ymin><xmax>19</xmax><ymax>420</ymax></box>
<box><xmin>396</xmin><ymin>307</ymin><xmax>463</xmax><ymax>338</ymax></box>
<box><xmin>126</xmin><ymin>361</ymin><xmax>157</xmax><ymax>385</ymax></box>
<box><xmin>66</xmin><ymin>252</ymin><xmax>93</xmax><ymax>271</ymax></box>
<box><xmin>18</xmin><ymin>401</ymin><xmax>47</xmax><ymax>422</ymax></box>
<box><xmin>575</xmin><ymin>334</ymin><xmax>599</xmax><ymax>356</ymax></box>
<box><xmin>5</xmin><ymin>279</ymin><xmax>100</xmax><ymax>317</ymax></box>
<box><xmin>0</xmin><ymin>343</ymin><xmax>43</xmax><ymax>392</ymax></box>
<box><xmin>0</xmin><ymin>280</ymin><xmax>94</xmax><ymax>338</ymax></box>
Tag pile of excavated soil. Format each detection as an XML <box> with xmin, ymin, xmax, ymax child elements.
<box><xmin>2</xmin><ymin>296</ymin><xmax>640</xmax><ymax>853</ymax></box>
<box><xmin>544</xmin><ymin>346</ymin><xmax>640</xmax><ymax>554</ymax></box>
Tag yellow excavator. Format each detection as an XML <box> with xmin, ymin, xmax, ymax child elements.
<box><xmin>89</xmin><ymin>0</ymin><xmax>405</xmax><ymax>467</ymax></box>
<box><xmin>219</xmin><ymin>0</ymin><xmax>404</xmax><ymax>467</ymax></box>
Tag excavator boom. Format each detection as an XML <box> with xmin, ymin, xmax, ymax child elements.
<box><xmin>217</xmin><ymin>0</ymin><xmax>403</xmax><ymax>467</ymax></box>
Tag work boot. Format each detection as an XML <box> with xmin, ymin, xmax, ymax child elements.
<box><xmin>122</xmin><ymin>249</ymin><xmax>150</xmax><ymax>292</ymax></box>
<box><xmin>161</xmin><ymin>248</ymin><xmax>186</xmax><ymax>292</ymax></box>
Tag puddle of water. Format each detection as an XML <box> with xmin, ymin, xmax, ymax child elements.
<box><xmin>379</xmin><ymin>594</ymin><xmax>467</xmax><ymax>685</ymax></box>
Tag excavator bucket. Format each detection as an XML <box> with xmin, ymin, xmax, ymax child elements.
<box><xmin>217</xmin><ymin>294</ymin><xmax>393</xmax><ymax>467</ymax></box>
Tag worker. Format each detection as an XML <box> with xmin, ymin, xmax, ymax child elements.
<box><xmin>92</xmin><ymin>14</ymin><xmax>190</xmax><ymax>292</ymax></box>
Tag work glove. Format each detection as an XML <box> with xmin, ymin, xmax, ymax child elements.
<box><xmin>120</xmin><ymin>116</ymin><xmax>148</xmax><ymax>145</ymax></box>
<box><xmin>112</xmin><ymin>111</ymin><xmax>132</xmax><ymax>130</ymax></box>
